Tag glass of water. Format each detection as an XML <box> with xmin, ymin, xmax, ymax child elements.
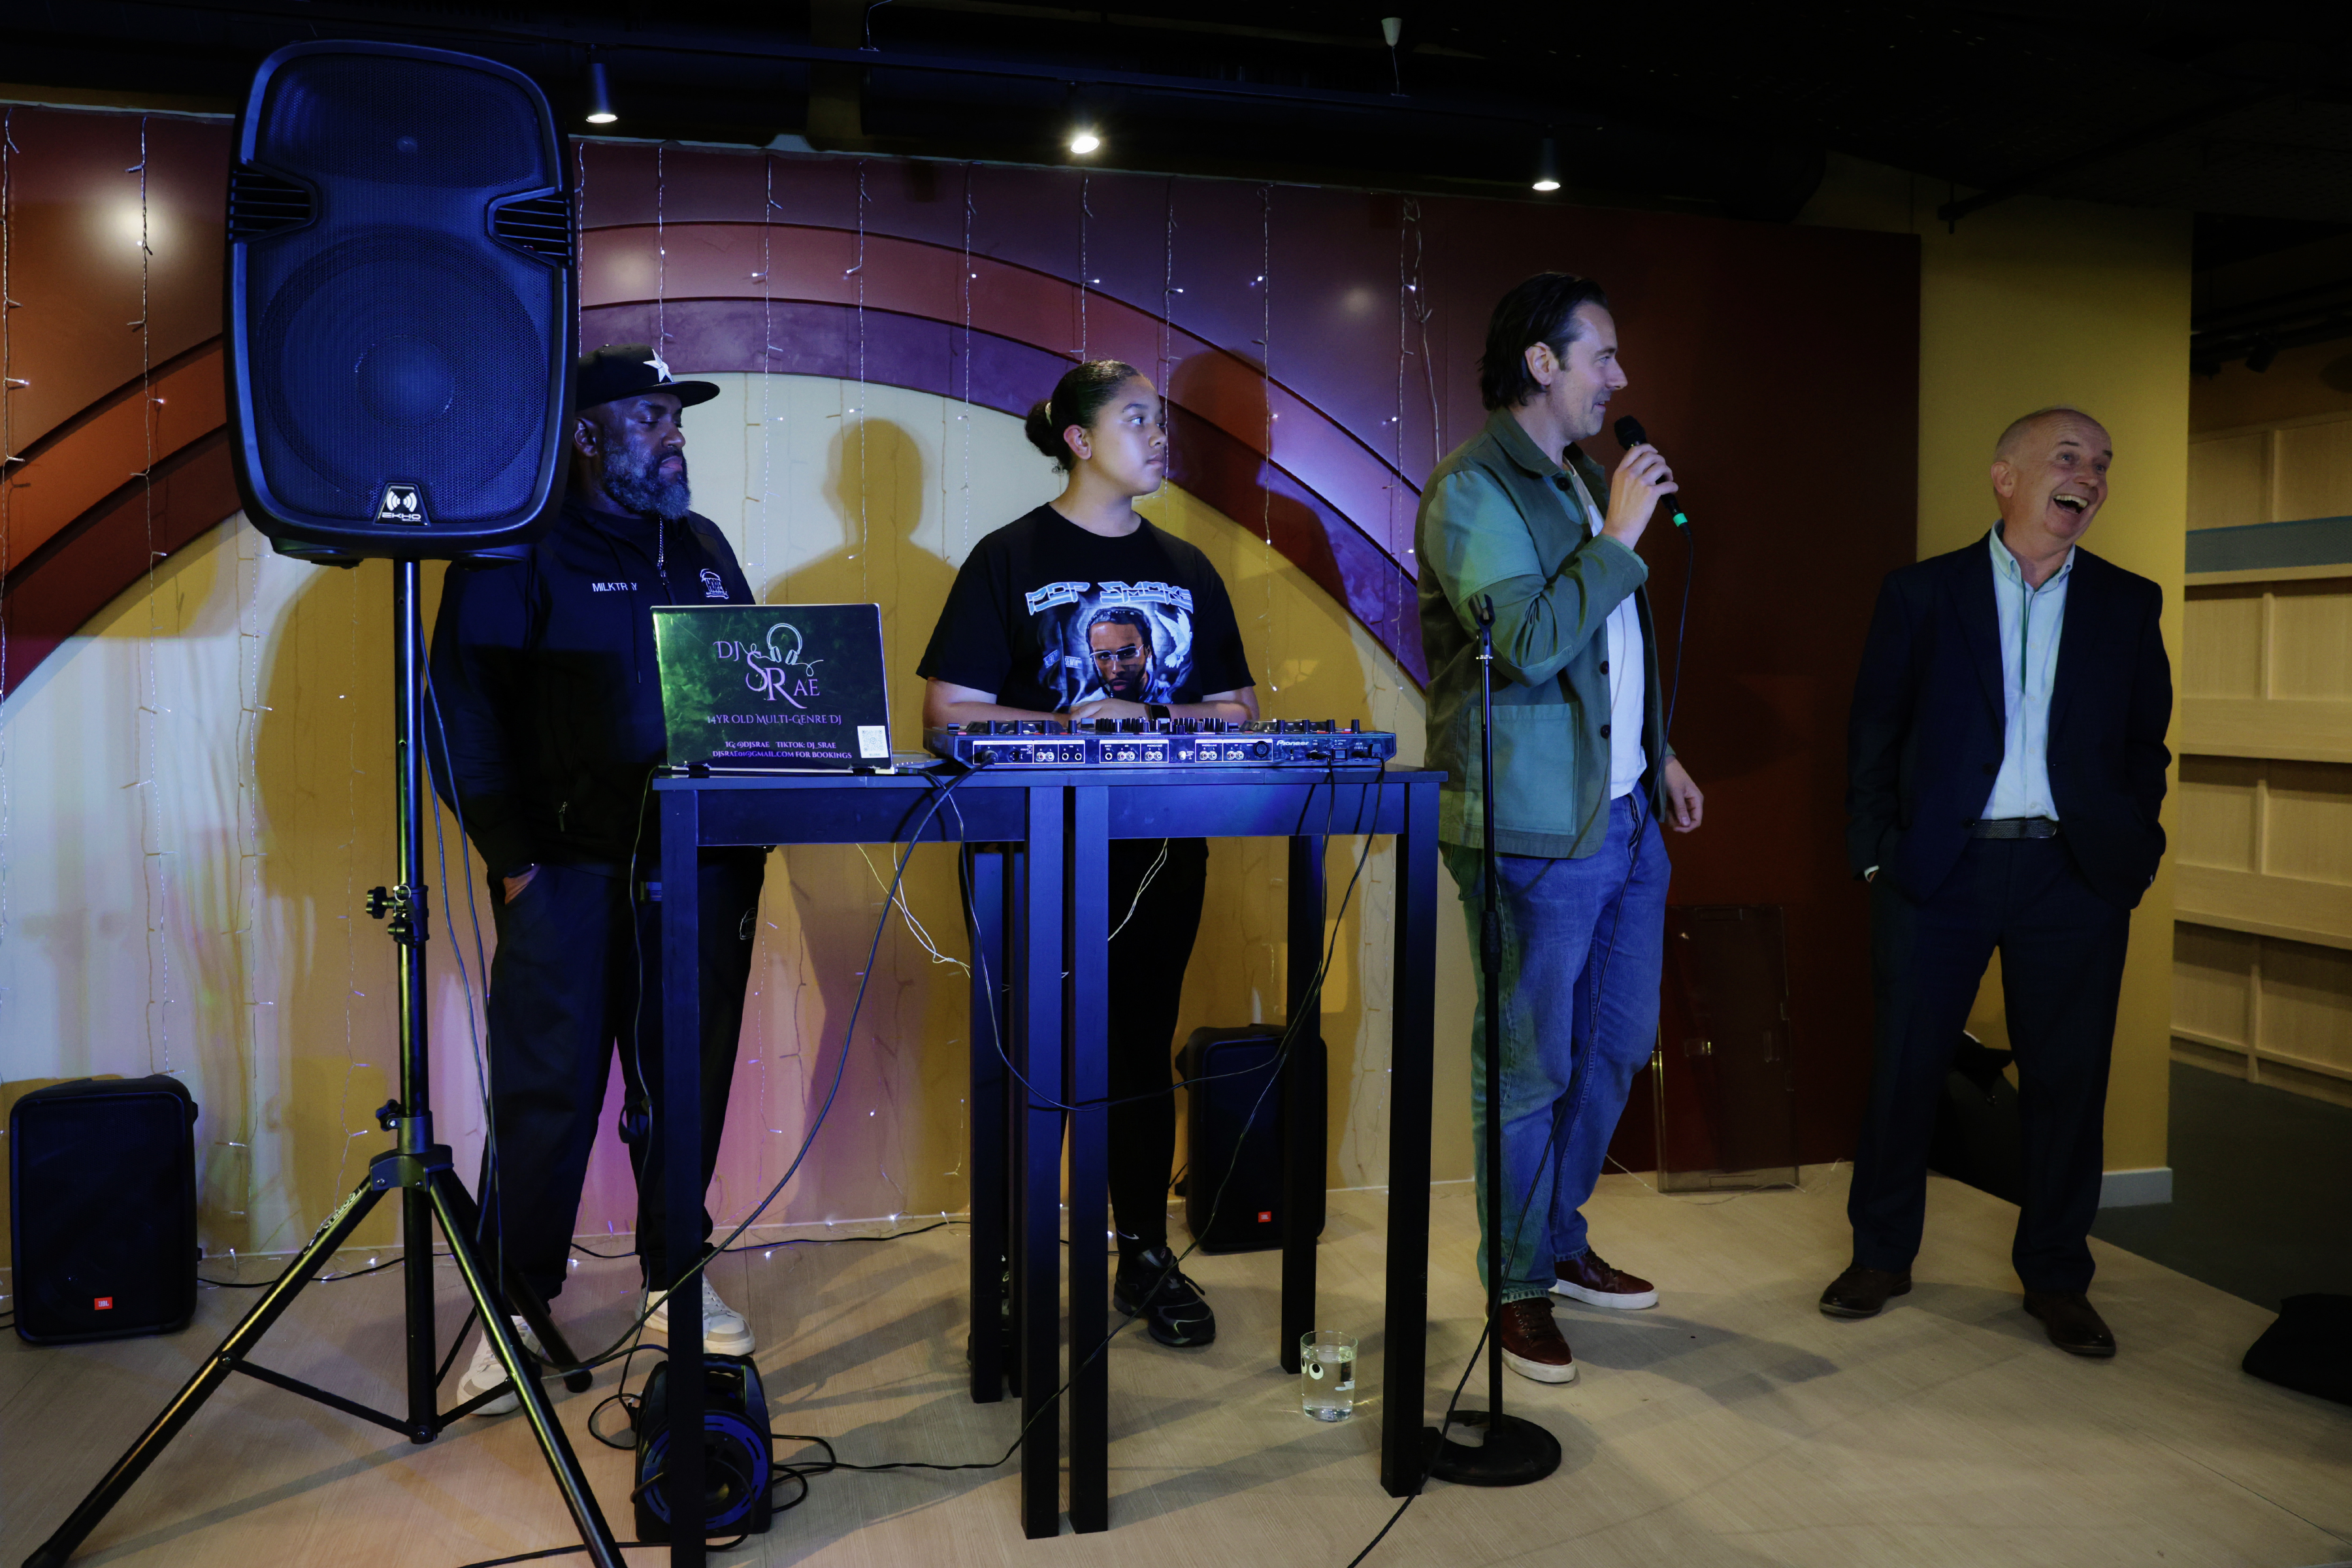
<box><xmin>1300</xmin><ymin>1330</ymin><xmax>1358</xmax><ymax>1422</ymax></box>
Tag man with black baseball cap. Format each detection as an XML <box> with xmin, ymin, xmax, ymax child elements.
<box><xmin>430</xmin><ymin>343</ymin><xmax>765</xmax><ymax>1412</ymax></box>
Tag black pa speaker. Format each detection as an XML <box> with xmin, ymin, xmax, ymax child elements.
<box><xmin>1179</xmin><ymin>1027</ymin><xmax>1327</xmax><ymax>1254</ymax></box>
<box><xmin>632</xmin><ymin>1355</ymin><xmax>775</xmax><ymax>1543</ymax></box>
<box><xmin>9</xmin><ymin>1074</ymin><xmax>201</xmax><ymax>1345</ymax></box>
<box><xmin>226</xmin><ymin>41</ymin><xmax>575</xmax><ymax>563</ymax></box>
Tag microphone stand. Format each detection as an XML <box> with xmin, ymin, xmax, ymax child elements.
<box><xmin>1425</xmin><ymin>593</ymin><xmax>1561</xmax><ymax>1486</ymax></box>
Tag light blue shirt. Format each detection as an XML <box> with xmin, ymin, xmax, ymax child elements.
<box><xmin>1983</xmin><ymin>523</ymin><xmax>2072</xmax><ymax>821</ymax></box>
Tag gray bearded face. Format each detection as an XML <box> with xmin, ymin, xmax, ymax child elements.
<box><xmin>600</xmin><ymin>442</ymin><xmax>692</xmax><ymax>520</ymax></box>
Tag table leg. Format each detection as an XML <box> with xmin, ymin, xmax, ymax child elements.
<box><xmin>657</xmin><ymin>793</ymin><xmax>708</xmax><ymax>1564</ymax></box>
<box><xmin>1382</xmin><ymin>779</ymin><xmax>1439</xmax><ymax>1499</ymax></box>
<box><xmin>1005</xmin><ymin>847</ymin><xmax>1029</xmax><ymax>1405</ymax></box>
<box><xmin>1066</xmin><ymin>786</ymin><xmax>1111</xmax><ymax>1531</ymax></box>
<box><xmin>1280</xmin><ymin>833</ymin><xmax>1328</xmax><ymax>1374</ymax></box>
<box><xmin>1017</xmin><ymin>787</ymin><xmax>1066</xmax><ymax>1539</ymax></box>
<box><xmin>966</xmin><ymin>846</ymin><xmax>1011</xmax><ymax>1403</ymax></box>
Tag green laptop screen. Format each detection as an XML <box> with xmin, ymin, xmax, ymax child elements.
<box><xmin>651</xmin><ymin>604</ymin><xmax>892</xmax><ymax>770</ymax></box>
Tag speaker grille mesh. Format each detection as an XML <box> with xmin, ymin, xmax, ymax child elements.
<box><xmin>12</xmin><ymin>1091</ymin><xmax>195</xmax><ymax>1341</ymax></box>
<box><xmin>251</xmin><ymin>229</ymin><xmax>549</xmax><ymax>521</ymax></box>
<box><xmin>257</xmin><ymin>55</ymin><xmax>546</xmax><ymax>189</ymax></box>
<box><xmin>231</xmin><ymin>44</ymin><xmax>568</xmax><ymax>551</ymax></box>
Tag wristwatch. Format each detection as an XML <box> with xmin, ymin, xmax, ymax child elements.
<box><xmin>1146</xmin><ymin>702</ymin><xmax>1171</xmax><ymax>723</ymax></box>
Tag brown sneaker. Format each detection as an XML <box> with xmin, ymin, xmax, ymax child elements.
<box><xmin>1497</xmin><ymin>1298</ymin><xmax>1578</xmax><ymax>1384</ymax></box>
<box><xmin>1552</xmin><ymin>1249</ymin><xmax>1659</xmax><ymax>1309</ymax></box>
<box><xmin>1818</xmin><ymin>1264</ymin><xmax>1912</xmax><ymax>1319</ymax></box>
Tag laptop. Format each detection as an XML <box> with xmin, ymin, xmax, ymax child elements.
<box><xmin>651</xmin><ymin>603</ymin><xmax>894</xmax><ymax>772</ymax></box>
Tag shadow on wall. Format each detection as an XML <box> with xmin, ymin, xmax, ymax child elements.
<box><xmin>740</xmin><ymin>414</ymin><xmax>972</xmax><ymax>1228</ymax></box>
<box><xmin>1165</xmin><ymin>348</ymin><xmax>1354</xmax><ymax>644</ymax></box>
<box><xmin>253</xmin><ymin>555</ymin><xmax>404</xmax><ymax>1256</ymax></box>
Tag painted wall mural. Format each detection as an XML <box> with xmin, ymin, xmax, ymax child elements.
<box><xmin>1</xmin><ymin>104</ymin><xmax>1920</xmax><ymax>1261</ymax></box>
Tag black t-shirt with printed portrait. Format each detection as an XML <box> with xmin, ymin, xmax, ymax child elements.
<box><xmin>917</xmin><ymin>505</ymin><xmax>1252</xmax><ymax>713</ymax></box>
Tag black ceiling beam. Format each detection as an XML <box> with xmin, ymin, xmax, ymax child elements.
<box><xmin>2191</xmin><ymin>312</ymin><xmax>2352</xmax><ymax>373</ymax></box>
<box><xmin>2194</xmin><ymin>274</ymin><xmax>2352</xmax><ymax>335</ymax></box>
<box><xmin>1935</xmin><ymin>86</ymin><xmax>2288</xmax><ymax>225</ymax></box>
<box><xmin>31</xmin><ymin>1</ymin><xmax>1577</xmax><ymax>131</ymax></box>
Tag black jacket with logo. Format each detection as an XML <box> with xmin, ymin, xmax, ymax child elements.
<box><xmin>428</xmin><ymin>494</ymin><xmax>755</xmax><ymax>878</ymax></box>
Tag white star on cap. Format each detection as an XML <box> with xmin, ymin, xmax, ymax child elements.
<box><xmin>644</xmin><ymin>352</ymin><xmax>675</xmax><ymax>382</ymax></box>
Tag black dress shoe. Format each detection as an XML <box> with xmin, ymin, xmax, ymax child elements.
<box><xmin>1819</xmin><ymin>1264</ymin><xmax>1912</xmax><ymax>1319</ymax></box>
<box><xmin>2024</xmin><ymin>1290</ymin><xmax>2116</xmax><ymax>1358</ymax></box>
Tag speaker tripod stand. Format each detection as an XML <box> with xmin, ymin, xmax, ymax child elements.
<box><xmin>27</xmin><ymin>563</ymin><xmax>626</xmax><ymax>1568</ymax></box>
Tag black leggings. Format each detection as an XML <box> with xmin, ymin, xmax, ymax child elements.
<box><xmin>1103</xmin><ymin>837</ymin><xmax>1209</xmax><ymax>1256</ymax></box>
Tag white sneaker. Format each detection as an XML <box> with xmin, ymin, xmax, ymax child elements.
<box><xmin>645</xmin><ymin>1277</ymin><xmax>755</xmax><ymax>1356</ymax></box>
<box><xmin>456</xmin><ymin>1315</ymin><xmax>546</xmax><ymax>1416</ymax></box>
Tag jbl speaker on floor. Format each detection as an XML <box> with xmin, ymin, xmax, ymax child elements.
<box><xmin>8</xmin><ymin>1075</ymin><xmax>200</xmax><ymax>1345</ymax></box>
<box><xmin>1179</xmin><ymin>1027</ymin><xmax>1326</xmax><ymax>1254</ymax></box>
<box><xmin>227</xmin><ymin>41</ymin><xmax>574</xmax><ymax>563</ymax></box>
<box><xmin>633</xmin><ymin>1355</ymin><xmax>774</xmax><ymax>1543</ymax></box>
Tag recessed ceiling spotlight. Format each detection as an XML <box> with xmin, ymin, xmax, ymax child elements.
<box><xmin>1532</xmin><ymin>135</ymin><xmax>1560</xmax><ymax>193</ymax></box>
<box><xmin>585</xmin><ymin>59</ymin><xmax>617</xmax><ymax>125</ymax></box>
<box><xmin>1070</xmin><ymin>126</ymin><xmax>1102</xmax><ymax>155</ymax></box>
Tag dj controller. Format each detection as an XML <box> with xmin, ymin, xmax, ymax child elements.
<box><xmin>925</xmin><ymin>717</ymin><xmax>1398</xmax><ymax>768</ymax></box>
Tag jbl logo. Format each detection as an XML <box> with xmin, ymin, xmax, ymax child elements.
<box><xmin>93</xmin><ymin>1296</ymin><xmax>114</xmax><ymax>1311</ymax></box>
<box><xmin>1256</xmin><ymin>1211</ymin><xmax>1273</xmax><ymax>1224</ymax></box>
<box><xmin>376</xmin><ymin>483</ymin><xmax>426</xmax><ymax>523</ymax></box>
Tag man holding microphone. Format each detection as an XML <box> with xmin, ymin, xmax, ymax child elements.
<box><xmin>1416</xmin><ymin>272</ymin><xmax>1703</xmax><ymax>1384</ymax></box>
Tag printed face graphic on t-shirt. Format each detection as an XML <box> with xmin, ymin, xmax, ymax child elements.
<box><xmin>1022</xmin><ymin>580</ymin><xmax>1196</xmax><ymax>709</ymax></box>
<box><xmin>1086</xmin><ymin>613</ymin><xmax>1156</xmax><ymax>701</ymax></box>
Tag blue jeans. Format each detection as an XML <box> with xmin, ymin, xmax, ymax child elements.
<box><xmin>1442</xmin><ymin>794</ymin><xmax>1669</xmax><ymax>1301</ymax></box>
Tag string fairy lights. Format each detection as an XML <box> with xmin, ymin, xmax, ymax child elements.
<box><xmin>0</xmin><ymin>106</ymin><xmax>18</xmax><ymax>1019</ymax></box>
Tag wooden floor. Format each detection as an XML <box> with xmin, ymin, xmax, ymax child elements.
<box><xmin>7</xmin><ymin>1168</ymin><xmax>2349</xmax><ymax>1568</ymax></box>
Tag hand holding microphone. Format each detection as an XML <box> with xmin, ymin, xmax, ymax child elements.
<box><xmin>1601</xmin><ymin>414</ymin><xmax>1686</xmax><ymax>548</ymax></box>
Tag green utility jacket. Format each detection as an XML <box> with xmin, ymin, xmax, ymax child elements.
<box><xmin>1416</xmin><ymin>408</ymin><xmax>1671</xmax><ymax>858</ymax></box>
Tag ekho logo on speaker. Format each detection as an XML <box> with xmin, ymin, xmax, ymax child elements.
<box><xmin>376</xmin><ymin>483</ymin><xmax>429</xmax><ymax>525</ymax></box>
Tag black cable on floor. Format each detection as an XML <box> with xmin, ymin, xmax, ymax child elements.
<box><xmin>565</xmin><ymin>1217</ymin><xmax>961</xmax><ymax>1264</ymax></box>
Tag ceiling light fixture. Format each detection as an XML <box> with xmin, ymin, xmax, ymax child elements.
<box><xmin>585</xmin><ymin>57</ymin><xmax>617</xmax><ymax>125</ymax></box>
<box><xmin>1062</xmin><ymin>83</ymin><xmax>1103</xmax><ymax>157</ymax></box>
<box><xmin>1532</xmin><ymin>136</ymin><xmax>1560</xmax><ymax>193</ymax></box>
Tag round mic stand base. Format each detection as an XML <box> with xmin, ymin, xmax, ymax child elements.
<box><xmin>1421</xmin><ymin>1409</ymin><xmax>1563</xmax><ymax>1486</ymax></box>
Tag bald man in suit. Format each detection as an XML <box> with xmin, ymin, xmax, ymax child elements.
<box><xmin>1823</xmin><ymin>407</ymin><xmax>2172</xmax><ymax>1356</ymax></box>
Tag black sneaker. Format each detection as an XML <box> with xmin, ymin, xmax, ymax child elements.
<box><xmin>1112</xmin><ymin>1246</ymin><xmax>1217</xmax><ymax>1348</ymax></box>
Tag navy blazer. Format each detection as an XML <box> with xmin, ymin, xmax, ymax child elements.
<box><xmin>1845</xmin><ymin>533</ymin><xmax>2172</xmax><ymax>910</ymax></box>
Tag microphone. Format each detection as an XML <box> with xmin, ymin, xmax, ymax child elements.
<box><xmin>1612</xmin><ymin>415</ymin><xmax>1689</xmax><ymax>529</ymax></box>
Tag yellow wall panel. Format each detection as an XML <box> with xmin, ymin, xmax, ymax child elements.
<box><xmin>2267</xmin><ymin>580</ymin><xmax>2352</xmax><ymax>699</ymax></box>
<box><xmin>2180</xmin><ymin>588</ymin><xmax>2263</xmax><ymax>698</ymax></box>
<box><xmin>2187</xmin><ymin>431</ymin><xmax>2269</xmax><ymax>531</ymax></box>
<box><xmin>2271</xmin><ymin>416</ymin><xmax>2352</xmax><ymax>523</ymax></box>
<box><xmin>2174</xmin><ymin>755</ymin><xmax>2260</xmax><ymax>871</ymax></box>
<box><xmin>1903</xmin><ymin>191</ymin><xmax>2186</xmax><ymax>1175</ymax></box>
<box><xmin>2265</xmin><ymin>760</ymin><xmax>2352</xmax><ymax>887</ymax></box>
<box><xmin>2171</xmin><ymin>923</ymin><xmax>2255</xmax><ymax>1045</ymax></box>
<box><xmin>2257</xmin><ymin>936</ymin><xmax>2352</xmax><ymax>1077</ymax></box>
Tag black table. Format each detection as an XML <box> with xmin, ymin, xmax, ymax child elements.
<box><xmin>653</xmin><ymin>762</ymin><xmax>1443</xmax><ymax>1556</ymax></box>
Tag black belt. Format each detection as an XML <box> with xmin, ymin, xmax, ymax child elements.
<box><xmin>1970</xmin><ymin>816</ymin><xmax>2061</xmax><ymax>840</ymax></box>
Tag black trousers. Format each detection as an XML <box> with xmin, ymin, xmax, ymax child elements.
<box><xmin>480</xmin><ymin>855</ymin><xmax>765</xmax><ymax>1303</ymax></box>
<box><xmin>966</xmin><ymin>836</ymin><xmax>1207</xmax><ymax>1261</ymax></box>
<box><xmin>1848</xmin><ymin>837</ymin><xmax>2130</xmax><ymax>1292</ymax></box>
<box><xmin>1104</xmin><ymin>837</ymin><xmax>1209</xmax><ymax>1257</ymax></box>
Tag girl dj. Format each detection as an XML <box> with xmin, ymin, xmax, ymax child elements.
<box><xmin>919</xmin><ymin>359</ymin><xmax>1258</xmax><ymax>1347</ymax></box>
